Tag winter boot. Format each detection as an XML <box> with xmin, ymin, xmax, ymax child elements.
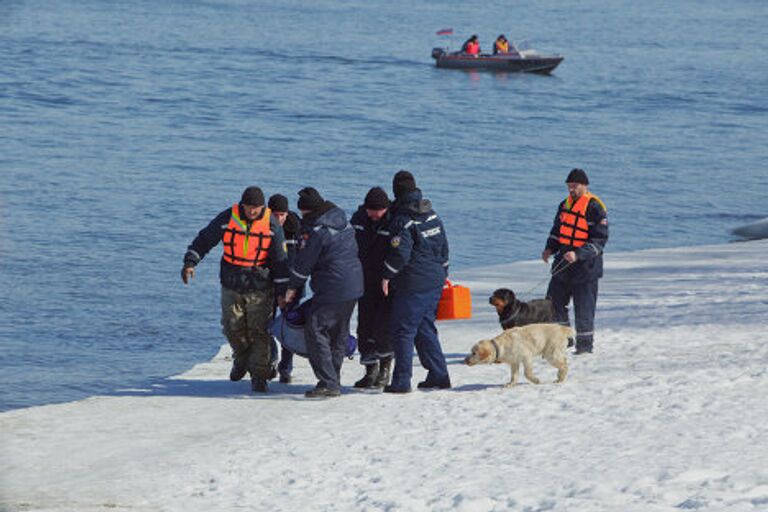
<box><xmin>353</xmin><ymin>363</ymin><xmax>379</xmax><ymax>389</ymax></box>
<box><xmin>305</xmin><ymin>385</ymin><xmax>341</xmax><ymax>398</ymax></box>
<box><xmin>230</xmin><ymin>358</ymin><xmax>248</xmax><ymax>382</ymax></box>
<box><xmin>373</xmin><ymin>358</ymin><xmax>392</xmax><ymax>388</ymax></box>
<box><xmin>251</xmin><ymin>376</ymin><xmax>268</xmax><ymax>393</ymax></box>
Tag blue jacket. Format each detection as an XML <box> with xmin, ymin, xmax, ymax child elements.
<box><xmin>288</xmin><ymin>202</ymin><xmax>364</xmax><ymax>304</ymax></box>
<box><xmin>382</xmin><ymin>189</ymin><xmax>449</xmax><ymax>293</ymax></box>
<box><xmin>544</xmin><ymin>194</ymin><xmax>609</xmax><ymax>282</ymax></box>
<box><xmin>350</xmin><ymin>205</ymin><xmax>392</xmax><ymax>291</ymax></box>
<box><xmin>184</xmin><ymin>205</ymin><xmax>289</xmax><ymax>294</ymax></box>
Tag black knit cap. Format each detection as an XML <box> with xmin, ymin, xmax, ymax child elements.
<box><xmin>364</xmin><ymin>187</ymin><xmax>390</xmax><ymax>210</ymax></box>
<box><xmin>268</xmin><ymin>194</ymin><xmax>289</xmax><ymax>213</ymax></box>
<box><xmin>392</xmin><ymin>170</ymin><xmax>416</xmax><ymax>199</ymax></box>
<box><xmin>565</xmin><ymin>168</ymin><xmax>589</xmax><ymax>185</ymax></box>
<box><xmin>241</xmin><ymin>186</ymin><xmax>265</xmax><ymax>207</ymax></box>
<box><xmin>297</xmin><ymin>187</ymin><xmax>325</xmax><ymax>212</ymax></box>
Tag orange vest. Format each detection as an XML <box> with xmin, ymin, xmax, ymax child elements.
<box><xmin>558</xmin><ymin>193</ymin><xmax>595</xmax><ymax>248</ymax></box>
<box><xmin>495</xmin><ymin>40</ymin><xmax>509</xmax><ymax>53</ymax></box>
<box><xmin>222</xmin><ymin>204</ymin><xmax>273</xmax><ymax>267</ymax></box>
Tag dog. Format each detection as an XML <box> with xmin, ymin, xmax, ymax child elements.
<box><xmin>489</xmin><ymin>288</ymin><xmax>555</xmax><ymax>330</ymax></box>
<box><xmin>464</xmin><ymin>324</ymin><xmax>573</xmax><ymax>387</ymax></box>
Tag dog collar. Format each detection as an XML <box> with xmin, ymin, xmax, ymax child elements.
<box><xmin>490</xmin><ymin>339</ymin><xmax>501</xmax><ymax>363</ymax></box>
<box><xmin>501</xmin><ymin>303</ymin><xmax>521</xmax><ymax>325</ymax></box>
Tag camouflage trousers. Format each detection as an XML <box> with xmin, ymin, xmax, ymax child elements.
<box><xmin>221</xmin><ymin>287</ymin><xmax>274</xmax><ymax>379</ymax></box>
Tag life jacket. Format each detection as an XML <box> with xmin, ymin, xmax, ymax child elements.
<box><xmin>558</xmin><ymin>193</ymin><xmax>604</xmax><ymax>248</ymax></box>
<box><xmin>465</xmin><ymin>41</ymin><xmax>479</xmax><ymax>55</ymax></box>
<box><xmin>222</xmin><ymin>204</ymin><xmax>273</xmax><ymax>267</ymax></box>
<box><xmin>495</xmin><ymin>40</ymin><xmax>509</xmax><ymax>53</ymax></box>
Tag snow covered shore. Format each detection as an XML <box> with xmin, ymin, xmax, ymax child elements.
<box><xmin>2</xmin><ymin>241</ymin><xmax>767</xmax><ymax>512</ymax></box>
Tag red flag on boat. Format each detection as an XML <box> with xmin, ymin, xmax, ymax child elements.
<box><xmin>436</xmin><ymin>28</ymin><xmax>453</xmax><ymax>36</ymax></box>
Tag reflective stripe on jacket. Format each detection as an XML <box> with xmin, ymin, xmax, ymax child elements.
<box><xmin>222</xmin><ymin>204</ymin><xmax>273</xmax><ymax>267</ymax></box>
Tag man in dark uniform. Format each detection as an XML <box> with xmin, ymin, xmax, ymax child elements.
<box><xmin>350</xmin><ymin>187</ymin><xmax>394</xmax><ymax>389</ymax></box>
<box><xmin>282</xmin><ymin>187</ymin><xmax>364</xmax><ymax>398</ymax></box>
<box><xmin>181</xmin><ymin>186</ymin><xmax>289</xmax><ymax>392</ymax></box>
<box><xmin>542</xmin><ymin>168</ymin><xmax>609</xmax><ymax>354</ymax></box>
<box><xmin>381</xmin><ymin>171</ymin><xmax>451</xmax><ymax>393</ymax></box>
<box><xmin>267</xmin><ymin>193</ymin><xmax>302</xmax><ymax>383</ymax></box>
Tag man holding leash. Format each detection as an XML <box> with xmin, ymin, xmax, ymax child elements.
<box><xmin>181</xmin><ymin>186</ymin><xmax>289</xmax><ymax>393</ymax></box>
<box><xmin>542</xmin><ymin>168</ymin><xmax>608</xmax><ymax>354</ymax></box>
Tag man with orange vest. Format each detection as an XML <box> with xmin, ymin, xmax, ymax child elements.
<box><xmin>181</xmin><ymin>186</ymin><xmax>289</xmax><ymax>392</ymax></box>
<box><xmin>542</xmin><ymin>169</ymin><xmax>608</xmax><ymax>354</ymax></box>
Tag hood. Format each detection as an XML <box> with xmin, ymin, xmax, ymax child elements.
<box><xmin>393</xmin><ymin>188</ymin><xmax>433</xmax><ymax>215</ymax></box>
<box><xmin>302</xmin><ymin>202</ymin><xmax>349</xmax><ymax>231</ymax></box>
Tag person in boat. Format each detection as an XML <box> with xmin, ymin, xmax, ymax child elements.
<box><xmin>494</xmin><ymin>34</ymin><xmax>510</xmax><ymax>54</ymax></box>
<box><xmin>462</xmin><ymin>35</ymin><xmax>480</xmax><ymax>56</ymax></box>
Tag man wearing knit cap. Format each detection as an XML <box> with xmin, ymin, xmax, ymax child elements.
<box><xmin>542</xmin><ymin>168</ymin><xmax>609</xmax><ymax>354</ymax></box>
<box><xmin>381</xmin><ymin>170</ymin><xmax>451</xmax><ymax>393</ymax></box>
<box><xmin>283</xmin><ymin>187</ymin><xmax>364</xmax><ymax>398</ymax></box>
<box><xmin>181</xmin><ymin>186</ymin><xmax>289</xmax><ymax>392</ymax></box>
<box><xmin>350</xmin><ymin>187</ymin><xmax>394</xmax><ymax>389</ymax></box>
<box><xmin>267</xmin><ymin>193</ymin><xmax>302</xmax><ymax>383</ymax></box>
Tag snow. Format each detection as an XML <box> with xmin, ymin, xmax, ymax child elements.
<box><xmin>2</xmin><ymin>241</ymin><xmax>767</xmax><ymax>512</ymax></box>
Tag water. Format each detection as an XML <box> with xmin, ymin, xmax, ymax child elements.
<box><xmin>1</xmin><ymin>0</ymin><xmax>766</xmax><ymax>411</ymax></box>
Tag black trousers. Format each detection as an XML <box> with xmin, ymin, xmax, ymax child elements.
<box><xmin>304</xmin><ymin>299</ymin><xmax>357</xmax><ymax>391</ymax></box>
<box><xmin>546</xmin><ymin>275</ymin><xmax>599</xmax><ymax>351</ymax></box>
<box><xmin>356</xmin><ymin>291</ymin><xmax>393</xmax><ymax>365</ymax></box>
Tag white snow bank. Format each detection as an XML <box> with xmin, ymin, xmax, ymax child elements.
<box><xmin>2</xmin><ymin>241</ymin><xmax>768</xmax><ymax>512</ymax></box>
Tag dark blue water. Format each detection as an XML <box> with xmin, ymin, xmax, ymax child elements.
<box><xmin>1</xmin><ymin>0</ymin><xmax>766</xmax><ymax>411</ymax></box>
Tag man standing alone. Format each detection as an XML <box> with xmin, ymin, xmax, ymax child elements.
<box><xmin>181</xmin><ymin>186</ymin><xmax>289</xmax><ymax>392</ymax></box>
<box><xmin>542</xmin><ymin>168</ymin><xmax>608</xmax><ymax>354</ymax></box>
<box><xmin>381</xmin><ymin>171</ymin><xmax>451</xmax><ymax>393</ymax></box>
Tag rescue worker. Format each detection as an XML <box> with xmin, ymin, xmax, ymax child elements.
<box><xmin>462</xmin><ymin>35</ymin><xmax>480</xmax><ymax>55</ymax></box>
<box><xmin>181</xmin><ymin>186</ymin><xmax>289</xmax><ymax>393</ymax></box>
<box><xmin>282</xmin><ymin>187</ymin><xmax>364</xmax><ymax>398</ymax></box>
<box><xmin>493</xmin><ymin>34</ymin><xmax>509</xmax><ymax>54</ymax></box>
<box><xmin>267</xmin><ymin>193</ymin><xmax>302</xmax><ymax>383</ymax></box>
<box><xmin>381</xmin><ymin>171</ymin><xmax>451</xmax><ymax>393</ymax></box>
<box><xmin>350</xmin><ymin>187</ymin><xmax>394</xmax><ymax>389</ymax></box>
<box><xmin>542</xmin><ymin>168</ymin><xmax>608</xmax><ymax>354</ymax></box>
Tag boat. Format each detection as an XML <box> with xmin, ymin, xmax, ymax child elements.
<box><xmin>431</xmin><ymin>44</ymin><xmax>563</xmax><ymax>74</ymax></box>
<box><xmin>732</xmin><ymin>217</ymin><xmax>768</xmax><ymax>240</ymax></box>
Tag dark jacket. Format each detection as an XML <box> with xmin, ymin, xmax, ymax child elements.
<box><xmin>545</xmin><ymin>195</ymin><xmax>608</xmax><ymax>283</ymax></box>
<box><xmin>288</xmin><ymin>202</ymin><xmax>364</xmax><ymax>305</ymax></box>
<box><xmin>499</xmin><ymin>299</ymin><xmax>555</xmax><ymax>330</ymax></box>
<box><xmin>282</xmin><ymin>210</ymin><xmax>301</xmax><ymax>268</ymax></box>
<box><xmin>184</xmin><ymin>205</ymin><xmax>289</xmax><ymax>294</ymax></box>
<box><xmin>350</xmin><ymin>205</ymin><xmax>392</xmax><ymax>292</ymax></box>
<box><xmin>382</xmin><ymin>189</ymin><xmax>449</xmax><ymax>293</ymax></box>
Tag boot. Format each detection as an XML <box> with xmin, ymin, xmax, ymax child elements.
<box><xmin>373</xmin><ymin>358</ymin><xmax>392</xmax><ymax>388</ymax></box>
<box><xmin>251</xmin><ymin>376</ymin><xmax>268</xmax><ymax>393</ymax></box>
<box><xmin>305</xmin><ymin>385</ymin><xmax>341</xmax><ymax>398</ymax></box>
<box><xmin>230</xmin><ymin>358</ymin><xmax>248</xmax><ymax>382</ymax></box>
<box><xmin>353</xmin><ymin>363</ymin><xmax>379</xmax><ymax>389</ymax></box>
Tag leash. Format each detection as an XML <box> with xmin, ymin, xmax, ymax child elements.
<box><xmin>519</xmin><ymin>257</ymin><xmax>573</xmax><ymax>299</ymax></box>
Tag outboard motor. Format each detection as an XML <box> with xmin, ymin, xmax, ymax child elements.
<box><xmin>431</xmin><ymin>47</ymin><xmax>446</xmax><ymax>60</ymax></box>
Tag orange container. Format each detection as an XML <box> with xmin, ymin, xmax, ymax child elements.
<box><xmin>436</xmin><ymin>280</ymin><xmax>472</xmax><ymax>320</ymax></box>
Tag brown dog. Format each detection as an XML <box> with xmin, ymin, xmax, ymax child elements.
<box><xmin>464</xmin><ymin>324</ymin><xmax>572</xmax><ymax>387</ymax></box>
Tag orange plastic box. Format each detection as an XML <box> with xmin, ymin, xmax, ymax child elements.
<box><xmin>436</xmin><ymin>280</ymin><xmax>472</xmax><ymax>320</ymax></box>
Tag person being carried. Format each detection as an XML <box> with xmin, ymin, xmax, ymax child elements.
<box><xmin>462</xmin><ymin>35</ymin><xmax>480</xmax><ymax>56</ymax></box>
<box><xmin>181</xmin><ymin>186</ymin><xmax>289</xmax><ymax>393</ymax></box>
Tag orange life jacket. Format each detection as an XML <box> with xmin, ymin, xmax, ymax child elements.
<box><xmin>495</xmin><ymin>40</ymin><xmax>509</xmax><ymax>53</ymax></box>
<box><xmin>222</xmin><ymin>204</ymin><xmax>273</xmax><ymax>267</ymax></box>
<box><xmin>558</xmin><ymin>193</ymin><xmax>595</xmax><ymax>248</ymax></box>
<box><xmin>465</xmin><ymin>41</ymin><xmax>479</xmax><ymax>55</ymax></box>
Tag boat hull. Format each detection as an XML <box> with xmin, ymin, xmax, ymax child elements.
<box><xmin>432</xmin><ymin>48</ymin><xmax>563</xmax><ymax>74</ymax></box>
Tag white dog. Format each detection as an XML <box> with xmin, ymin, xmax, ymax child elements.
<box><xmin>464</xmin><ymin>324</ymin><xmax>573</xmax><ymax>387</ymax></box>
